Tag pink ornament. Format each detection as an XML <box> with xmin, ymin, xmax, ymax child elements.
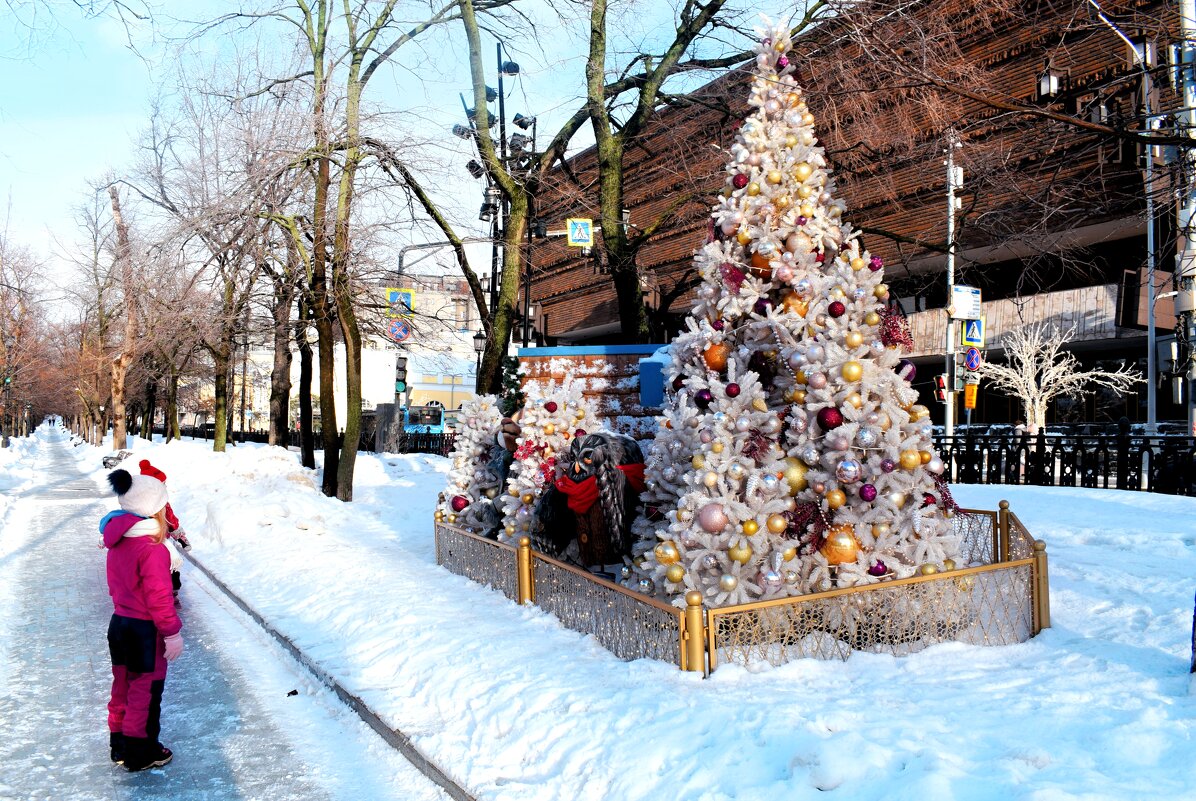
<box><xmin>698</xmin><ymin>503</ymin><xmax>730</xmax><ymax>533</ymax></box>
<box><xmin>828</xmin><ymin>301</ymin><xmax>846</xmax><ymax>318</ymax></box>
<box><xmin>726</xmin><ymin>383</ymin><xmax>741</xmax><ymax>398</ymax></box>
<box><xmin>774</xmin><ymin>265</ymin><xmax>793</xmax><ymax>283</ymax></box>
<box><xmin>880</xmin><ymin>458</ymin><xmax>896</xmax><ymax>473</ymax></box>
<box><xmin>869</xmin><ymin>255</ymin><xmax>884</xmax><ymax>271</ymax></box>
<box><xmin>859</xmin><ymin>483</ymin><xmax>878</xmax><ymax>502</ymax></box>
<box><xmin>545</xmin><ymin>401</ymin><xmax>558</xmax><ymax>413</ymax></box>
<box><xmin>807</xmin><ymin>372</ymin><xmax>828</xmax><ymax>390</ymax></box>
<box><xmin>816</xmin><ymin>407</ymin><xmax>844</xmax><ymax>430</ymax></box>
<box><xmin>796</xmin><ymin>215</ymin><xmax>807</xmax><ymax>226</ymax></box>
<box><xmin>777</xmin><ymin>55</ymin><xmax>790</xmax><ymax>69</ymax></box>
<box><xmin>868</xmin><ymin>559</ymin><xmax>888</xmax><ymax>576</ymax></box>
<box><xmin>450</xmin><ymin>495</ymin><xmax>469</xmax><ymax>512</ymax></box>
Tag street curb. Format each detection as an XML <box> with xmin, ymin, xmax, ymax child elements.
<box><xmin>182</xmin><ymin>551</ymin><xmax>476</xmax><ymax>801</ymax></box>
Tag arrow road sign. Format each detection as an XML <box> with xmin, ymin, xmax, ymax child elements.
<box><xmin>964</xmin><ymin>347</ymin><xmax>982</xmax><ymax>371</ymax></box>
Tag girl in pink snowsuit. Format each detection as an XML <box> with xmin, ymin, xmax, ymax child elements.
<box><xmin>101</xmin><ymin>469</ymin><xmax>184</xmax><ymax>771</ymax></box>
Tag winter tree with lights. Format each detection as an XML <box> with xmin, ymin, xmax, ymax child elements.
<box><xmin>499</xmin><ymin>382</ymin><xmax>600</xmax><ymax>544</ymax></box>
<box><xmin>632</xmin><ymin>20</ymin><xmax>963</xmax><ymax>607</ymax></box>
<box><xmin>435</xmin><ymin>395</ymin><xmax>505</xmax><ymax>531</ymax></box>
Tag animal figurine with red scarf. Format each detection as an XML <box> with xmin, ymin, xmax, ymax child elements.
<box><xmin>534</xmin><ymin>431</ymin><xmax>646</xmax><ymax>568</ymax></box>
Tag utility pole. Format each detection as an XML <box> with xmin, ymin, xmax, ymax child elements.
<box><xmin>1179</xmin><ymin>0</ymin><xmax>1196</xmax><ymax>435</ymax></box>
<box><xmin>944</xmin><ymin>131</ymin><xmax>963</xmax><ymax>437</ymax></box>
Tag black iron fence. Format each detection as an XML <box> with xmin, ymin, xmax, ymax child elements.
<box><xmin>158</xmin><ymin>425</ymin><xmax>456</xmax><ymax>457</ymax></box>
<box><xmin>932</xmin><ymin>432</ymin><xmax>1196</xmax><ymax>496</ymax></box>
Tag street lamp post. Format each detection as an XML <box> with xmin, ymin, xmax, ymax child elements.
<box><xmin>473</xmin><ymin>328</ymin><xmax>487</xmax><ymax>374</ymax></box>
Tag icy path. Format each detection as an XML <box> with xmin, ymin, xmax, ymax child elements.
<box><xmin>0</xmin><ymin>434</ymin><xmax>450</xmax><ymax>801</ymax></box>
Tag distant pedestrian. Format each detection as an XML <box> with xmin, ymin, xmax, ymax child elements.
<box><xmin>138</xmin><ymin>459</ymin><xmax>191</xmax><ymax>605</ymax></box>
<box><xmin>100</xmin><ymin>469</ymin><xmax>183</xmax><ymax>772</ymax></box>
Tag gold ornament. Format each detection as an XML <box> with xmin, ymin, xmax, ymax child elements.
<box><xmin>909</xmin><ymin>405</ymin><xmax>930</xmax><ymax>422</ymax></box>
<box><xmin>434</xmin><ymin>511</ymin><xmax>444</xmax><ymax>522</ymax></box>
<box><xmin>666</xmin><ymin>564</ymin><xmax>686</xmax><ymax>583</ymax></box>
<box><xmin>505</xmin><ymin>524</ymin><xmax>516</xmax><ymax>535</ymax></box>
<box><xmin>820</xmin><ymin>523</ymin><xmax>861</xmax><ymax>565</ymax></box>
<box><xmin>654</xmin><ymin>541</ymin><xmax>681</xmax><ymax>565</ymax></box>
<box><xmin>876</xmin><ymin>411</ymin><xmax>891</xmax><ymax>430</ymax></box>
<box><xmin>447</xmin><ymin>513</ymin><xmax>457</xmax><ymax>523</ymax></box>
<box><xmin>784</xmin><ymin>133</ymin><xmax>799</xmax><ymax>148</ymax></box>
<box><xmin>899</xmin><ymin>450</ymin><xmax>921</xmax><ymax>470</ymax></box>
<box><xmin>728</xmin><ymin>542</ymin><xmax>753</xmax><ymax>564</ymax></box>
<box><xmin>942</xmin><ymin>558</ymin><xmax>957</xmax><ymax>571</ymax></box>
<box><xmin>782</xmin><ymin>546</ymin><xmax>798</xmax><ymax>562</ymax></box>
<box><xmin>742</xmin><ymin>519</ymin><xmax>760</xmax><ymax>536</ymax></box>
<box><xmin>752</xmin><ymin>398</ymin><xmax>769</xmax><ymax>412</ymax></box>
<box><xmin>850</xmin><ymin>257</ymin><xmax>866</xmax><ymax>271</ymax></box>
<box><xmin>845</xmin><ymin>331</ymin><xmax>864</xmax><ymax>348</ymax></box>
<box><xmin>954</xmin><ymin>574</ymin><xmax>976</xmax><ymax>591</ymax></box>
<box><xmin>692</xmin><ymin>455</ymin><xmax>705</xmax><ymax>469</ymax></box>
<box><xmin>782</xmin><ymin>457</ymin><xmax>809</xmax><ymax>494</ymax></box>
<box><xmin>747</xmin><ymin>182</ymin><xmax>761</xmax><ymax>197</ymax></box>
<box><xmin>918</xmin><ymin>564</ymin><xmax>939</xmax><ymax>576</ymax></box>
<box><xmin>825</xmin><ymin>488</ymin><xmax>847</xmax><ymax>509</ymax></box>
<box><xmin>736</xmin><ymin>229</ymin><xmax>752</xmax><ymax>245</ymax></box>
<box><xmin>873</xmin><ymin>283</ymin><xmax>889</xmax><ymax>298</ymax></box>
<box><xmin>797</xmin><ymin>185</ymin><xmax>813</xmax><ymax>199</ymax></box>
<box><xmin>703</xmin><ymin>471</ymin><xmax>719</xmax><ymax>488</ymax></box>
<box><xmin>766</xmin><ymin>514</ymin><xmax>788</xmax><ymax>534</ymax></box>
<box><xmin>766</xmin><ymin>170</ymin><xmax>783</xmax><ymax>185</ymax></box>
<box><xmin>801</xmin><ymin>112</ymin><xmax>815</xmax><ymax>126</ymax></box>
<box><xmin>794</xmin><ymin>162</ymin><xmax>813</xmax><ymax>181</ymax></box>
<box><xmin>920</xmin><ymin>450</ymin><xmax>933</xmax><ymax>465</ymax></box>
<box><xmin>711</xmin><ymin>442</ymin><xmax>725</xmax><ymax>454</ymax></box>
<box><xmin>871</xmin><ymin>522</ymin><xmax>891</xmax><ymax>538</ymax></box>
<box><xmin>864</xmin><ymin>311</ymin><xmax>881</xmax><ymax>326</ymax></box>
<box><xmin>575</xmin><ymin>409</ymin><xmax>585</xmax><ymax>419</ymax></box>
<box><xmin>792</xmin><ymin>389</ymin><xmax>807</xmax><ymax>404</ymax></box>
<box><xmin>544</xmin><ymin>423</ymin><xmax>556</xmax><ymax>435</ymax></box>
<box><xmin>522</xmin><ymin>493</ymin><xmax>535</xmax><ymax>505</ymax></box>
<box><xmin>749</xmin><ymin>251</ymin><xmax>773</xmax><ymax>278</ymax></box>
<box><xmin>846</xmin><ymin>392</ymin><xmax>863</xmax><ymax>409</ymax></box>
<box><xmin>703</xmin><ymin>342</ymin><xmax>730</xmax><ymax>372</ymax></box>
<box><xmin>841</xmin><ymin>361</ymin><xmax>863</xmax><ymax>382</ymax></box>
<box><xmin>775</xmin><ymin>195</ymin><xmax>792</xmax><ymax>210</ymax></box>
<box><xmin>799</xmin><ymin>203</ymin><xmax>816</xmax><ymax>218</ymax></box>
<box><xmin>889</xmin><ymin>491</ymin><xmax>907</xmax><ymax>509</ymax></box>
<box><xmin>794</xmin><ymin>370</ymin><xmax>808</xmax><ymax>385</ymax></box>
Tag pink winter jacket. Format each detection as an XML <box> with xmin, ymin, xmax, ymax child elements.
<box><xmin>102</xmin><ymin>512</ymin><xmax>182</xmax><ymax>637</ymax></box>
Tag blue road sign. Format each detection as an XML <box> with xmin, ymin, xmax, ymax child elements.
<box><xmin>961</xmin><ymin>317</ymin><xmax>985</xmax><ymax>347</ymax></box>
<box><xmin>388</xmin><ymin>318</ymin><xmax>412</xmax><ymax>343</ymax></box>
<box><xmin>964</xmin><ymin>347</ymin><xmax>982</xmax><ymax>371</ymax></box>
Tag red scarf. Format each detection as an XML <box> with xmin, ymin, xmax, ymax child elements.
<box><xmin>554</xmin><ymin>463</ymin><xmax>647</xmax><ymax>515</ymax></box>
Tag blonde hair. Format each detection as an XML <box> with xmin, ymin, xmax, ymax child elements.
<box><xmin>150</xmin><ymin>508</ymin><xmax>169</xmax><ymax>544</ymax></box>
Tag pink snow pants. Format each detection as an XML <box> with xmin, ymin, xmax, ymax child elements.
<box><xmin>107</xmin><ymin>614</ymin><xmax>168</xmax><ymax>740</ymax></box>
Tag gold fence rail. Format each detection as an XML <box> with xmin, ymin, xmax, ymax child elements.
<box><xmin>433</xmin><ymin>502</ymin><xmax>1048</xmax><ymax>675</ymax></box>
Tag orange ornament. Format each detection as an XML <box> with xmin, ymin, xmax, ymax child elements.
<box><xmin>703</xmin><ymin>342</ymin><xmax>731</xmax><ymax>372</ymax></box>
<box><xmin>781</xmin><ymin>291</ymin><xmax>809</xmax><ymax>317</ymax></box>
<box><xmin>820</xmin><ymin>524</ymin><xmax>861</xmax><ymax>565</ymax></box>
<box><xmin>749</xmin><ymin>251</ymin><xmax>773</xmax><ymax>279</ymax></box>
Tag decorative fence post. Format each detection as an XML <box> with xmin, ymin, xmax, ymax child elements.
<box><xmin>997</xmin><ymin>500</ymin><xmax>1011</xmax><ymax>563</ymax></box>
<box><xmin>516</xmin><ymin>537</ymin><xmax>534</xmax><ymax>605</ymax></box>
<box><xmin>1032</xmin><ymin>539</ymin><xmax>1051</xmax><ymax>633</ymax></box>
<box><xmin>682</xmin><ymin>590</ymin><xmax>708</xmax><ymax>675</ymax></box>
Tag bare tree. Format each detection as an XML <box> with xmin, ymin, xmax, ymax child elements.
<box><xmin>979</xmin><ymin>323</ymin><xmax>1143</xmax><ymax>430</ymax></box>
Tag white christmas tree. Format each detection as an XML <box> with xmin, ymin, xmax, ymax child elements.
<box><xmin>498</xmin><ymin>382</ymin><xmax>600</xmax><ymax>542</ymax></box>
<box><xmin>634</xmin><ymin>19</ymin><xmax>961</xmax><ymax>606</ymax></box>
<box><xmin>435</xmin><ymin>395</ymin><xmax>505</xmax><ymax>531</ymax></box>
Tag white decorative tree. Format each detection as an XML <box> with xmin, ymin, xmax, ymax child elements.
<box><xmin>978</xmin><ymin>322</ymin><xmax>1143</xmax><ymax>430</ymax></box>
<box><xmin>435</xmin><ymin>395</ymin><xmax>505</xmax><ymax>531</ymax></box>
<box><xmin>499</xmin><ymin>382</ymin><xmax>600</xmax><ymax>543</ymax></box>
<box><xmin>634</xmin><ymin>19</ymin><xmax>962</xmax><ymax>607</ymax></box>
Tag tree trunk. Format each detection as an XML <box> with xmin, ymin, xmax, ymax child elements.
<box><xmin>296</xmin><ymin>296</ymin><xmax>316</xmax><ymax>469</ymax></box>
<box><xmin>166</xmin><ymin>369</ymin><xmax>179</xmax><ymax>443</ymax></box>
<box><xmin>107</xmin><ymin>186</ymin><xmax>137</xmax><ymax>451</ymax></box>
<box><xmin>142</xmin><ymin>375</ymin><xmax>157</xmax><ymax>440</ymax></box>
<box><xmin>312</xmin><ymin>155</ymin><xmax>340</xmax><ymax>494</ymax></box>
<box><xmin>333</xmin><ymin>273</ymin><xmax>361</xmax><ymax>501</ymax></box>
<box><xmin>269</xmin><ymin>250</ymin><xmax>297</xmax><ymax>448</ymax></box>
<box><xmin>213</xmin><ymin>346</ymin><xmax>230</xmax><ymax>452</ymax></box>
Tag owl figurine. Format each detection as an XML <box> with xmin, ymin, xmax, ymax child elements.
<box><xmin>534</xmin><ymin>431</ymin><xmax>646</xmax><ymax>568</ymax></box>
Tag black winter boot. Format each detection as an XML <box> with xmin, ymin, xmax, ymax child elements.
<box><xmin>109</xmin><ymin>732</ymin><xmax>126</xmax><ymax>764</ymax></box>
<box><xmin>122</xmin><ymin>736</ymin><xmax>172</xmax><ymax>772</ymax></box>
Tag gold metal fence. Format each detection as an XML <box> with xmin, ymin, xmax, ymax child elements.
<box><xmin>433</xmin><ymin>501</ymin><xmax>1048</xmax><ymax>675</ymax></box>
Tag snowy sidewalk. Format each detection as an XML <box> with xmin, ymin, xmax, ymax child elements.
<box><xmin>0</xmin><ymin>434</ymin><xmax>450</xmax><ymax>801</ymax></box>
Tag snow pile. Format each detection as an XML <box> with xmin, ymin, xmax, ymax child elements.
<box><xmin>27</xmin><ymin>426</ymin><xmax>1196</xmax><ymax>799</ymax></box>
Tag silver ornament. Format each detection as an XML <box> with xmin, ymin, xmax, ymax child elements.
<box><xmin>727</xmin><ymin>462</ymin><xmax>747</xmax><ymax>481</ymax></box>
<box><xmin>719</xmin><ymin>574</ymin><xmax>739</xmax><ymax>592</ymax></box>
<box><xmin>784</xmin><ymin>570</ymin><xmax>800</xmax><ymax>585</ymax></box>
<box><xmin>801</xmin><ymin>445</ymin><xmax>821</xmax><ymax>465</ymax></box>
<box><xmin>638</xmin><ymin>577</ymin><xmax>656</xmax><ymax>594</ymax></box>
<box><xmin>852</xmin><ymin>287</ymin><xmax>868</xmax><ymax>301</ymax></box>
<box><xmin>735</xmin><ymin>415</ymin><xmax>752</xmax><ymax>433</ymax></box>
<box><xmin>761</xmin><ymin>473</ymin><xmax>780</xmax><ymax>492</ymax></box>
<box><xmin>712</xmin><ymin>412</ymin><xmax>728</xmax><ymax>425</ymax></box>
<box><xmin>762</xmin><ymin>416</ymin><xmax>782</xmax><ymax>435</ymax></box>
<box><xmin>836</xmin><ymin>458</ymin><xmax>863</xmax><ymax>483</ymax></box>
<box><xmin>620</xmin><ymin>565</ymin><xmax>633</xmax><ymax>580</ymax></box>
<box><xmin>870</xmin><ymin>340</ymin><xmax>886</xmax><ymax>356</ymax></box>
<box><xmin>806</xmin><ymin>344</ymin><xmax>825</xmax><ymax>362</ymax></box>
<box><xmin>701</xmin><ymin>553</ymin><xmax>719</xmax><ymax>571</ymax></box>
<box><xmin>856</xmin><ymin>427</ymin><xmax>879</xmax><ymax>448</ymax></box>
<box><xmin>794</xmin><ymin>278</ymin><xmax>813</xmax><ymax>297</ymax></box>
<box><xmin>789</xmin><ymin>412</ymin><xmax>808</xmax><ymax>434</ymax></box>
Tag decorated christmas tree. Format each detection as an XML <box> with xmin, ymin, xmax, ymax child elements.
<box><xmin>498</xmin><ymin>382</ymin><xmax>599</xmax><ymax>543</ymax></box>
<box><xmin>633</xmin><ymin>20</ymin><xmax>961</xmax><ymax>606</ymax></box>
<box><xmin>435</xmin><ymin>395</ymin><xmax>505</xmax><ymax>531</ymax></box>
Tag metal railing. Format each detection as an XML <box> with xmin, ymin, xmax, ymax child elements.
<box><xmin>154</xmin><ymin>424</ymin><xmax>456</xmax><ymax>456</ymax></box>
<box><xmin>434</xmin><ymin>502</ymin><xmax>1046</xmax><ymax>674</ymax></box>
<box><xmin>933</xmin><ymin>432</ymin><xmax>1196</xmax><ymax>495</ymax></box>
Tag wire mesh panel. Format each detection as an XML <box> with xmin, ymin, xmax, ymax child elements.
<box><xmin>1006</xmin><ymin>512</ymin><xmax>1035</xmax><ymax>560</ymax></box>
<box><xmin>435</xmin><ymin>524</ymin><xmax>519</xmax><ymax>602</ymax></box>
<box><xmin>531</xmin><ymin>555</ymin><xmax>683</xmax><ymax>664</ymax></box>
<box><xmin>708</xmin><ymin>561</ymin><xmax>1035</xmax><ymax>667</ymax></box>
<box><xmin>956</xmin><ymin>510</ymin><xmax>997</xmax><ymax>566</ymax></box>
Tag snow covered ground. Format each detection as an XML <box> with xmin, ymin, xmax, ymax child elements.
<box><xmin>10</xmin><ymin>423</ymin><xmax>1196</xmax><ymax>800</ymax></box>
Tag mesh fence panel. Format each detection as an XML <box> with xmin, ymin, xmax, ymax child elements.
<box><xmin>1007</xmin><ymin>513</ymin><xmax>1036</xmax><ymax>560</ymax></box>
<box><xmin>531</xmin><ymin>555</ymin><xmax>683</xmax><ymax>664</ymax></box>
<box><xmin>435</xmin><ymin>524</ymin><xmax>519</xmax><ymax>602</ymax></box>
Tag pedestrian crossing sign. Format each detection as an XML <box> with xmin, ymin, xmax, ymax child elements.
<box><xmin>961</xmin><ymin>317</ymin><xmax>985</xmax><ymax>348</ymax></box>
<box><xmin>566</xmin><ymin>218</ymin><xmax>594</xmax><ymax>247</ymax></box>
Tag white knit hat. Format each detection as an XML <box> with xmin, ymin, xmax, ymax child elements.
<box><xmin>108</xmin><ymin>469</ymin><xmax>169</xmax><ymax>518</ymax></box>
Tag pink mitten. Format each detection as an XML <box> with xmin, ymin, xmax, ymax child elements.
<box><xmin>163</xmin><ymin>633</ymin><xmax>184</xmax><ymax>661</ymax></box>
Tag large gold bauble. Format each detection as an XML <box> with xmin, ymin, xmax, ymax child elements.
<box><xmin>728</xmin><ymin>542</ymin><xmax>753</xmax><ymax>564</ymax></box>
<box><xmin>841</xmin><ymin>361</ymin><xmax>864</xmax><ymax>382</ymax></box>
<box><xmin>781</xmin><ymin>292</ymin><xmax>809</xmax><ymax>317</ymax></box>
<box><xmin>766</xmin><ymin>514</ymin><xmax>788</xmax><ymax>534</ymax></box>
<box><xmin>920</xmin><ymin>450</ymin><xmax>933</xmax><ymax>465</ymax></box>
<box><xmin>801</xmin><ymin>112</ymin><xmax>816</xmax><ymax>126</ymax></box>
<box><xmin>850</xmin><ymin>257</ymin><xmax>866</xmax><ymax>271</ymax></box>
<box><xmin>692</xmin><ymin>454</ymin><xmax>705</xmax><ymax>469</ymax></box>
<box><xmin>918</xmin><ymin>564</ymin><xmax>939</xmax><ymax>576</ymax></box>
<box><xmin>766</xmin><ymin>170</ymin><xmax>783</xmax><ymax>185</ymax></box>
<box><xmin>873</xmin><ymin>283</ymin><xmax>889</xmax><ymax>298</ymax></box>
<box><xmin>899</xmin><ymin>450</ymin><xmax>921</xmax><ymax>470</ymax></box>
<box><xmin>782</xmin><ymin>457</ymin><xmax>809</xmax><ymax>494</ymax></box>
<box><xmin>909</xmin><ymin>404</ymin><xmax>930</xmax><ymax>422</ymax></box>
<box><xmin>655</xmin><ymin>541</ymin><xmax>681</xmax><ymax>565</ymax></box>
<box><xmin>864</xmin><ymin>311</ymin><xmax>881</xmax><ymax>326</ymax></box>
<box><xmin>845</xmin><ymin>331</ymin><xmax>864</xmax><ymax>348</ymax></box>
<box><xmin>522</xmin><ymin>493</ymin><xmax>535</xmax><ymax>505</ymax></box>
<box><xmin>825</xmin><ymin>488</ymin><xmax>847</xmax><ymax>509</ymax></box>
<box><xmin>543</xmin><ymin>423</ymin><xmax>556</xmax><ymax>435</ymax></box>
<box><xmin>665</xmin><ymin>564</ymin><xmax>686</xmax><ymax>583</ymax></box>
<box><xmin>871</xmin><ymin>522</ymin><xmax>891</xmax><ymax>538</ymax></box>
<box><xmin>742</xmin><ymin>519</ymin><xmax>760</xmax><ymax>536</ymax></box>
<box><xmin>820</xmin><ymin>523</ymin><xmax>861</xmax><ymax>565</ymax></box>
<box><xmin>846</xmin><ymin>392</ymin><xmax>863</xmax><ymax>409</ymax></box>
<box><xmin>797</xmin><ymin>185</ymin><xmax>813</xmax><ymax>199</ymax></box>
<box><xmin>794</xmin><ymin>162</ymin><xmax>813</xmax><ymax>181</ymax></box>
<box><xmin>703</xmin><ymin>471</ymin><xmax>719</xmax><ymax>488</ymax></box>
<box><xmin>781</xmin><ymin>547</ymin><xmax>798</xmax><ymax>563</ymax></box>
<box><xmin>719</xmin><ymin>574</ymin><xmax>739</xmax><ymax>592</ymax></box>
<box><xmin>799</xmin><ymin>203</ymin><xmax>816</xmax><ymax>218</ymax></box>
<box><xmin>792</xmin><ymin>389</ymin><xmax>807</xmax><ymax>404</ymax></box>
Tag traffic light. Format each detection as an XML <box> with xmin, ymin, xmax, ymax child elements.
<box><xmin>934</xmin><ymin>374</ymin><xmax>949</xmax><ymax>403</ymax></box>
<box><xmin>395</xmin><ymin>356</ymin><xmax>408</xmax><ymax>395</ymax></box>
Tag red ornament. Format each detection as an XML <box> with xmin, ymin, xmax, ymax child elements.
<box><xmin>574</xmin><ymin>428</ymin><xmax>587</xmax><ymax>439</ymax></box>
<box><xmin>672</xmin><ymin>375</ymin><xmax>685</xmax><ymax>391</ymax></box>
<box><xmin>726</xmin><ymin>383</ymin><xmax>741</xmax><ymax>398</ymax></box>
<box><xmin>815</xmin><ymin>252</ymin><xmax>826</xmax><ymax>263</ymax></box>
<box><xmin>922</xmin><ymin>492</ymin><xmax>937</xmax><ymax>508</ymax></box>
<box><xmin>450</xmin><ymin>495</ymin><xmax>469</xmax><ymax>512</ymax></box>
<box><xmin>544</xmin><ymin>401</ymin><xmax>558</xmax><ymax>413</ymax></box>
<box><xmin>719</xmin><ymin>262</ymin><xmax>747</xmax><ymax>292</ymax></box>
<box><xmin>828</xmin><ymin>301</ymin><xmax>846</xmax><ymax>318</ymax></box>
<box><xmin>816</xmin><ymin>407</ymin><xmax>844</xmax><ymax>430</ymax></box>
<box><xmin>732</xmin><ymin>174</ymin><xmax>749</xmax><ymax>189</ymax></box>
